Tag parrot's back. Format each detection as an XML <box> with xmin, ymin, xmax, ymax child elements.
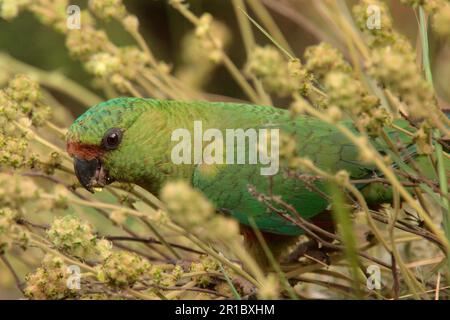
<box><xmin>188</xmin><ymin>103</ymin><xmax>389</xmax><ymax>236</ymax></box>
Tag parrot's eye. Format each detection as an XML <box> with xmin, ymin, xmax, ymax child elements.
<box><xmin>102</xmin><ymin>128</ymin><xmax>122</xmax><ymax>150</ymax></box>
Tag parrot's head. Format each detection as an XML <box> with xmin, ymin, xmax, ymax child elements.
<box><xmin>66</xmin><ymin>98</ymin><xmax>152</xmax><ymax>193</ymax></box>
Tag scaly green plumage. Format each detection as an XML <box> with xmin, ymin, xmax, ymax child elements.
<box><xmin>67</xmin><ymin>97</ymin><xmax>444</xmax><ymax>236</ymax></box>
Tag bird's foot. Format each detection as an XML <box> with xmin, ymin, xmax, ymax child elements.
<box><xmin>284</xmin><ymin>239</ymin><xmax>330</xmax><ymax>265</ymax></box>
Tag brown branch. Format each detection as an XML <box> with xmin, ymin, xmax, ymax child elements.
<box><xmin>137</xmin><ymin>283</ymin><xmax>232</xmax><ymax>299</ymax></box>
<box><xmin>391</xmin><ymin>253</ymin><xmax>400</xmax><ymax>300</ymax></box>
<box><xmin>261</xmin><ymin>0</ymin><xmax>342</xmax><ymax>49</ymax></box>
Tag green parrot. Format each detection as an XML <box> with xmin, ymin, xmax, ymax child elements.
<box><xmin>66</xmin><ymin>97</ymin><xmax>448</xmax><ymax>263</ymax></box>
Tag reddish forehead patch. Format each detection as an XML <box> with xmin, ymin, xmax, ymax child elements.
<box><xmin>67</xmin><ymin>142</ymin><xmax>105</xmax><ymax>161</ymax></box>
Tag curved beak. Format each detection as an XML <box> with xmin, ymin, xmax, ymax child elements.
<box><xmin>73</xmin><ymin>157</ymin><xmax>114</xmax><ymax>193</ymax></box>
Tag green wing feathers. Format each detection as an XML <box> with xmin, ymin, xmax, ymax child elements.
<box><xmin>192</xmin><ymin>117</ymin><xmax>367</xmax><ymax>235</ymax></box>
